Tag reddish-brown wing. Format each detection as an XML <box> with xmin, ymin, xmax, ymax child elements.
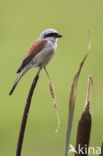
<box><xmin>17</xmin><ymin>40</ymin><xmax>47</xmax><ymax>73</ymax></box>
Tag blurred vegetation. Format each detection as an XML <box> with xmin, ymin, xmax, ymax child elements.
<box><xmin>0</xmin><ymin>0</ymin><xmax>103</xmax><ymax>156</ymax></box>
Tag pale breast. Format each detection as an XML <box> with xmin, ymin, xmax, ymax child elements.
<box><xmin>45</xmin><ymin>40</ymin><xmax>57</xmax><ymax>53</ymax></box>
<box><xmin>32</xmin><ymin>40</ymin><xmax>57</xmax><ymax>67</ymax></box>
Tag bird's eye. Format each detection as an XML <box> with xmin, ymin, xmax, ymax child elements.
<box><xmin>44</xmin><ymin>33</ymin><xmax>57</xmax><ymax>38</ymax></box>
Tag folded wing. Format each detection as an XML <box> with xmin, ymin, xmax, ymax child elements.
<box><xmin>17</xmin><ymin>40</ymin><xmax>47</xmax><ymax>73</ymax></box>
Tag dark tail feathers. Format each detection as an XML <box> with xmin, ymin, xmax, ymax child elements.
<box><xmin>9</xmin><ymin>81</ymin><xmax>18</xmax><ymax>95</ymax></box>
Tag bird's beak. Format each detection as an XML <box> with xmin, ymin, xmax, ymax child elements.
<box><xmin>56</xmin><ymin>33</ymin><xmax>63</xmax><ymax>38</ymax></box>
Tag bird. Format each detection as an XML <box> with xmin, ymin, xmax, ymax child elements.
<box><xmin>9</xmin><ymin>29</ymin><xmax>62</xmax><ymax>95</ymax></box>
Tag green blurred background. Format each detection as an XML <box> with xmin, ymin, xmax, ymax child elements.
<box><xmin>0</xmin><ymin>0</ymin><xmax>103</xmax><ymax>155</ymax></box>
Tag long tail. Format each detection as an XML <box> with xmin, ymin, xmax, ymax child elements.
<box><xmin>9</xmin><ymin>65</ymin><xmax>31</xmax><ymax>96</ymax></box>
<box><xmin>9</xmin><ymin>70</ymin><xmax>24</xmax><ymax>95</ymax></box>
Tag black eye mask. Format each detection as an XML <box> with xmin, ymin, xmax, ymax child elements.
<box><xmin>44</xmin><ymin>32</ymin><xmax>58</xmax><ymax>38</ymax></box>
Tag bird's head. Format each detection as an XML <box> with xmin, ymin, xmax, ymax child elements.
<box><xmin>39</xmin><ymin>29</ymin><xmax>62</xmax><ymax>42</ymax></box>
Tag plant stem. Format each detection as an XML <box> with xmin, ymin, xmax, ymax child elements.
<box><xmin>16</xmin><ymin>68</ymin><xmax>41</xmax><ymax>156</ymax></box>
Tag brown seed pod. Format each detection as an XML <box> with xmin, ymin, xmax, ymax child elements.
<box><xmin>75</xmin><ymin>76</ymin><xmax>94</xmax><ymax>156</ymax></box>
<box><xmin>75</xmin><ymin>101</ymin><xmax>92</xmax><ymax>156</ymax></box>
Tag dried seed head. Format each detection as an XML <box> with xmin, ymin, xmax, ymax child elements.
<box><xmin>44</xmin><ymin>67</ymin><xmax>60</xmax><ymax>133</ymax></box>
<box><xmin>75</xmin><ymin>76</ymin><xmax>94</xmax><ymax>156</ymax></box>
<box><xmin>75</xmin><ymin>108</ymin><xmax>92</xmax><ymax>156</ymax></box>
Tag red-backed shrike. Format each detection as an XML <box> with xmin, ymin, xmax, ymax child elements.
<box><xmin>9</xmin><ymin>29</ymin><xmax>62</xmax><ymax>95</ymax></box>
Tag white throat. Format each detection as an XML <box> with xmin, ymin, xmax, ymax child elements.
<box><xmin>46</xmin><ymin>37</ymin><xmax>58</xmax><ymax>43</ymax></box>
